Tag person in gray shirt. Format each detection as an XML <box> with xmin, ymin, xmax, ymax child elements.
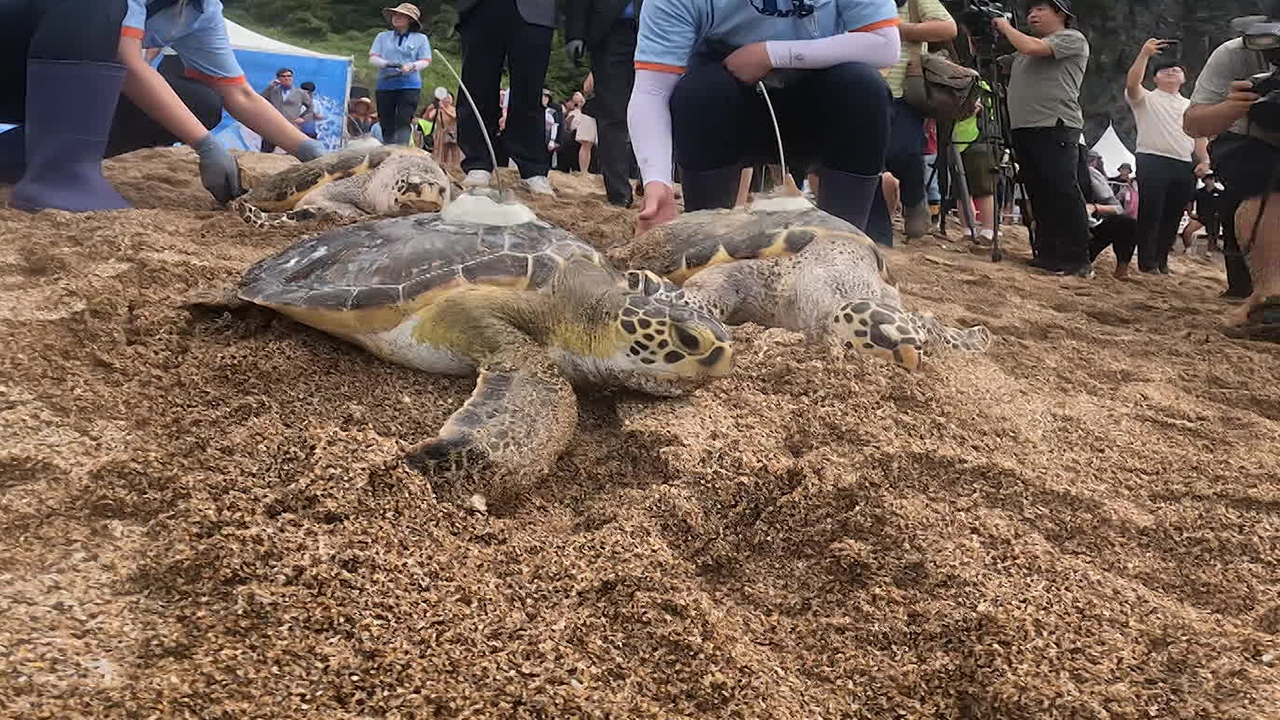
<box><xmin>991</xmin><ymin>0</ymin><xmax>1094</xmax><ymax>277</ymax></box>
<box><xmin>1184</xmin><ymin>25</ymin><xmax>1280</xmax><ymax>309</ymax></box>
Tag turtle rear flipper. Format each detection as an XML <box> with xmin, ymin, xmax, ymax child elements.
<box><xmin>403</xmin><ymin>345</ymin><xmax>578</xmax><ymax>491</ymax></box>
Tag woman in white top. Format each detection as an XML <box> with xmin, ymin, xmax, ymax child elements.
<box><xmin>1125</xmin><ymin>38</ymin><xmax>1211</xmax><ymax>275</ymax></box>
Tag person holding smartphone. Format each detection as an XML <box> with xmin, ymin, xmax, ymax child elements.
<box><xmin>1125</xmin><ymin>37</ymin><xmax>1209</xmax><ymax>276</ymax></box>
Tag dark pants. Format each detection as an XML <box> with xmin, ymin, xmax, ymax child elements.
<box><xmin>588</xmin><ymin>18</ymin><xmax>638</xmax><ymax>206</ymax></box>
<box><xmin>376</xmin><ymin>88</ymin><xmax>420</xmax><ymax>146</ymax></box>
<box><xmin>1089</xmin><ymin>215</ymin><xmax>1139</xmax><ymax>265</ymax></box>
<box><xmin>457</xmin><ymin>0</ymin><xmax>553</xmax><ymax>178</ymax></box>
<box><xmin>670</xmin><ymin>61</ymin><xmax>889</xmax><ymax>198</ymax></box>
<box><xmin>0</xmin><ymin>0</ymin><xmax>222</xmax><ymax>157</ymax></box>
<box><xmin>0</xmin><ymin>0</ymin><xmax>125</xmax><ymax>121</ymax></box>
<box><xmin>1135</xmin><ymin>152</ymin><xmax>1194</xmax><ymax>271</ymax></box>
<box><xmin>1209</xmin><ymin>132</ymin><xmax>1276</xmax><ymax>297</ymax></box>
<box><xmin>866</xmin><ymin>97</ymin><xmax>926</xmax><ymax>245</ymax></box>
<box><xmin>1012</xmin><ymin>124</ymin><xmax>1091</xmax><ymax>270</ymax></box>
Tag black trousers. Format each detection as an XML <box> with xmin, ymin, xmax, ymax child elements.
<box><xmin>376</xmin><ymin>88</ymin><xmax>420</xmax><ymax>146</ymax></box>
<box><xmin>1088</xmin><ymin>214</ymin><xmax>1139</xmax><ymax>265</ymax></box>
<box><xmin>670</xmin><ymin>61</ymin><xmax>889</xmax><ymax>178</ymax></box>
<box><xmin>866</xmin><ymin>97</ymin><xmax>927</xmax><ymax>244</ymax></box>
<box><xmin>588</xmin><ymin>18</ymin><xmax>638</xmax><ymax>206</ymax></box>
<box><xmin>1209</xmin><ymin>132</ymin><xmax>1276</xmax><ymax>297</ymax></box>
<box><xmin>0</xmin><ymin>0</ymin><xmax>222</xmax><ymax>156</ymax></box>
<box><xmin>457</xmin><ymin>0</ymin><xmax>553</xmax><ymax>178</ymax></box>
<box><xmin>0</xmin><ymin>0</ymin><xmax>126</xmax><ymax>122</ymax></box>
<box><xmin>1135</xmin><ymin>152</ymin><xmax>1194</xmax><ymax>271</ymax></box>
<box><xmin>1012</xmin><ymin>124</ymin><xmax>1091</xmax><ymax>270</ymax></box>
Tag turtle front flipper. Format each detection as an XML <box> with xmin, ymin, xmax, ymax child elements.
<box><xmin>232</xmin><ymin>197</ymin><xmax>299</xmax><ymax>229</ymax></box>
<box><xmin>829</xmin><ymin>300</ymin><xmax>927</xmax><ymax>371</ymax></box>
<box><xmin>905</xmin><ymin>312</ymin><xmax>994</xmax><ymax>353</ymax></box>
<box><xmin>403</xmin><ymin>345</ymin><xmax>578</xmax><ymax>494</ymax></box>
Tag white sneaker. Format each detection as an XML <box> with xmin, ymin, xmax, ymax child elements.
<box><xmin>463</xmin><ymin>170</ymin><xmax>492</xmax><ymax>188</ymax></box>
<box><xmin>522</xmin><ymin>176</ymin><xmax>555</xmax><ymax>196</ymax></box>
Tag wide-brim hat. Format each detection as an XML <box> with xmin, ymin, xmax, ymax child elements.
<box><xmin>351</xmin><ymin>96</ymin><xmax>374</xmax><ymax>111</ymax></box>
<box><xmin>383</xmin><ymin>3</ymin><xmax>422</xmax><ymax>30</ymax></box>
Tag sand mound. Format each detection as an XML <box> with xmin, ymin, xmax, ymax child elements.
<box><xmin>2</xmin><ymin>146</ymin><xmax>1279</xmax><ymax>718</ymax></box>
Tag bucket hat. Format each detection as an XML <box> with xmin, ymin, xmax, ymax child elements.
<box><xmin>382</xmin><ymin>3</ymin><xmax>422</xmax><ymax>30</ymax></box>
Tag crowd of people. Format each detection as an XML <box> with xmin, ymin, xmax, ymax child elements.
<box><xmin>0</xmin><ymin>0</ymin><xmax>1276</xmax><ymax>327</ymax></box>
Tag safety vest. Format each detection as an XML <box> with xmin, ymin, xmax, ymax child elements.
<box><xmin>412</xmin><ymin>117</ymin><xmax>434</xmax><ymax>148</ymax></box>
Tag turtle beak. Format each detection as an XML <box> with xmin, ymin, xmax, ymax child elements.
<box><xmin>405</xmin><ymin>176</ymin><xmax>447</xmax><ymax>212</ymax></box>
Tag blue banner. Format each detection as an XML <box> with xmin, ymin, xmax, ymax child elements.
<box><xmin>211</xmin><ymin>49</ymin><xmax>351</xmax><ymax>153</ymax></box>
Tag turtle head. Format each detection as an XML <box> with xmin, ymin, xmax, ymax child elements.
<box><xmin>393</xmin><ymin>164</ymin><xmax>451</xmax><ymax>213</ymax></box>
<box><xmin>600</xmin><ymin>270</ymin><xmax>734</xmax><ymax>395</ymax></box>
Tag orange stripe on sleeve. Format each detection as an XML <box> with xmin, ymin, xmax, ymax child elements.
<box><xmin>120</xmin><ymin>27</ymin><xmax>144</xmax><ymax>39</ymax></box>
<box><xmin>183</xmin><ymin>68</ymin><xmax>248</xmax><ymax>86</ymax></box>
<box><xmin>851</xmin><ymin>18</ymin><xmax>901</xmax><ymax>32</ymax></box>
<box><xmin>634</xmin><ymin>61</ymin><xmax>686</xmax><ymax>74</ymax></box>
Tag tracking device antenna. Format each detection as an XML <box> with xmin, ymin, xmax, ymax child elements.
<box><xmin>756</xmin><ymin>81</ymin><xmax>803</xmax><ymax>197</ymax></box>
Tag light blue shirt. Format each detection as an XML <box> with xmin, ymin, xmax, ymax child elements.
<box><xmin>635</xmin><ymin>0</ymin><xmax>898</xmax><ymax>72</ymax></box>
<box><xmin>370</xmin><ymin>30</ymin><xmax>432</xmax><ymax>91</ymax></box>
<box><xmin>122</xmin><ymin>0</ymin><xmax>245</xmax><ymax>84</ymax></box>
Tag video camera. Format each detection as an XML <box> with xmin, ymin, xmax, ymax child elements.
<box><xmin>1240</xmin><ymin>17</ymin><xmax>1280</xmax><ymax>131</ymax></box>
<box><xmin>946</xmin><ymin>0</ymin><xmax>1015</xmax><ymax>61</ymax></box>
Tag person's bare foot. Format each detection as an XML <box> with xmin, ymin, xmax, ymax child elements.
<box><xmin>1113</xmin><ymin>262</ymin><xmax>1130</xmax><ymax>280</ymax></box>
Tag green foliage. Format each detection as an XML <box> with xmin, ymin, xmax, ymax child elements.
<box><xmin>222</xmin><ymin>0</ymin><xmax>588</xmax><ymax>103</ymax></box>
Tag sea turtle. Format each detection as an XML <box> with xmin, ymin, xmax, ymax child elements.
<box><xmin>231</xmin><ymin>143</ymin><xmax>451</xmax><ymax>228</ymax></box>
<box><xmin>610</xmin><ymin>194</ymin><xmax>991</xmax><ymax>371</ymax></box>
<box><xmin>222</xmin><ymin>191</ymin><xmax>734</xmax><ymax>479</ymax></box>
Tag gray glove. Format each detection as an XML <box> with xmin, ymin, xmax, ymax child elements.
<box><xmin>191</xmin><ymin>132</ymin><xmax>242</xmax><ymax>204</ymax></box>
<box><xmin>565</xmin><ymin>39</ymin><xmax>585</xmax><ymax>64</ymax></box>
<box><xmin>295</xmin><ymin>139</ymin><xmax>327</xmax><ymax>162</ymax></box>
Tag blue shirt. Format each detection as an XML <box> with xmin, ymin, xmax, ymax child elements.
<box><xmin>122</xmin><ymin>0</ymin><xmax>245</xmax><ymax>84</ymax></box>
<box><xmin>635</xmin><ymin>0</ymin><xmax>898</xmax><ymax>73</ymax></box>
<box><xmin>370</xmin><ymin>30</ymin><xmax>432</xmax><ymax>91</ymax></box>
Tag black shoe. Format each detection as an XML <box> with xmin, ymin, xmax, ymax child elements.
<box><xmin>1220</xmin><ymin>289</ymin><xmax>1250</xmax><ymax>301</ymax></box>
<box><xmin>1158</xmin><ymin>263</ymin><xmax>1172</xmax><ymax>275</ymax></box>
<box><xmin>1030</xmin><ymin>256</ymin><xmax>1061</xmax><ymax>272</ymax></box>
<box><xmin>1056</xmin><ymin>263</ymin><xmax>1096</xmax><ymax>278</ymax></box>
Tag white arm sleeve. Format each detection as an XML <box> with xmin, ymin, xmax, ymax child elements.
<box><xmin>369</xmin><ymin>54</ymin><xmax>389</xmax><ymax>68</ymax></box>
<box><xmin>628</xmin><ymin>69</ymin><xmax>681</xmax><ymax>188</ymax></box>
<box><xmin>766</xmin><ymin>26</ymin><xmax>902</xmax><ymax>70</ymax></box>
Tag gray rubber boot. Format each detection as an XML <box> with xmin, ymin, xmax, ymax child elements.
<box><xmin>11</xmin><ymin>60</ymin><xmax>131</xmax><ymax>213</ymax></box>
<box><xmin>816</xmin><ymin>166</ymin><xmax>881</xmax><ymax>234</ymax></box>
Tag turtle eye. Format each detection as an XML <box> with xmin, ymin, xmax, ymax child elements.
<box><xmin>672</xmin><ymin>325</ymin><xmax>703</xmax><ymax>354</ymax></box>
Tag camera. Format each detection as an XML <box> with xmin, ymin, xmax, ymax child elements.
<box><xmin>1241</xmin><ymin>19</ymin><xmax>1280</xmax><ymax>131</ymax></box>
<box><xmin>959</xmin><ymin>0</ymin><xmax>1010</xmax><ymax>31</ymax></box>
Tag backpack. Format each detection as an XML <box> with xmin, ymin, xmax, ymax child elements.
<box><xmin>902</xmin><ymin>0</ymin><xmax>981</xmax><ymax>122</ymax></box>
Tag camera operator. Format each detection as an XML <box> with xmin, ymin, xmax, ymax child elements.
<box><xmin>1183</xmin><ymin>18</ymin><xmax>1280</xmax><ymax>313</ymax></box>
<box><xmin>990</xmin><ymin>0</ymin><xmax>1093</xmax><ymax>277</ymax></box>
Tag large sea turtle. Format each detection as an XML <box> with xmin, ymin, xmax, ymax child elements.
<box><xmin>219</xmin><ymin>192</ymin><xmax>734</xmax><ymax>479</ymax></box>
<box><xmin>610</xmin><ymin>194</ymin><xmax>991</xmax><ymax>371</ymax></box>
<box><xmin>232</xmin><ymin>143</ymin><xmax>451</xmax><ymax>228</ymax></box>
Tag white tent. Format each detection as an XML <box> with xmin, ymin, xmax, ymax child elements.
<box><xmin>1091</xmin><ymin>123</ymin><xmax>1137</xmax><ymax>177</ymax></box>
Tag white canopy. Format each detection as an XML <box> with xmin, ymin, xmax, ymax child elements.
<box><xmin>1090</xmin><ymin>123</ymin><xmax>1137</xmax><ymax>177</ymax></box>
<box><xmin>224</xmin><ymin>20</ymin><xmax>349</xmax><ymax>60</ymax></box>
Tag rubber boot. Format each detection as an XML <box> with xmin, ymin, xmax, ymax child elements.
<box><xmin>680</xmin><ymin>166</ymin><xmax>742</xmax><ymax>212</ymax></box>
<box><xmin>904</xmin><ymin>200</ymin><xmax>929</xmax><ymax>241</ymax></box>
<box><xmin>816</xmin><ymin>166</ymin><xmax>880</xmax><ymax>235</ymax></box>
<box><xmin>0</xmin><ymin>127</ymin><xmax>25</xmax><ymax>184</ymax></box>
<box><xmin>11</xmin><ymin>60</ymin><xmax>131</xmax><ymax>213</ymax></box>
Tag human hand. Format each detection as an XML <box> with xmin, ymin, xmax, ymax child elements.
<box><xmin>635</xmin><ymin>182</ymin><xmax>678</xmax><ymax>237</ymax></box>
<box><xmin>401</xmin><ymin>64</ymin><xmax>414</xmax><ymax>73</ymax></box>
<box><xmin>1228</xmin><ymin>79</ymin><xmax>1262</xmax><ymax>104</ymax></box>
<box><xmin>991</xmin><ymin>16</ymin><xmax>1012</xmax><ymax>32</ymax></box>
<box><xmin>191</xmin><ymin>133</ymin><xmax>242</xmax><ymax>204</ymax></box>
<box><xmin>565</xmin><ymin>39</ymin><xmax>585</xmax><ymax>64</ymax></box>
<box><xmin>1140</xmin><ymin>38</ymin><xmax>1168</xmax><ymax>58</ymax></box>
<box><xmin>295</xmin><ymin>139</ymin><xmax>327</xmax><ymax>162</ymax></box>
<box><xmin>293</xmin><ymin>117</ymin><xmax>306</xmax><ymax>126</ymax></box>
<box><xmin>1194</xmin><ymin>161</ymin><xmax>1211</xmax><ymax>178</ymax></box>
<box><xmin>724</xmin><ymin>43</ymin><xmax>773</xmax><ymax>85</ymax></box>
<box><xmin>1085</xmin><ymin>203</ymin><xmax>1096</xmax><ymax>215</ymax></box>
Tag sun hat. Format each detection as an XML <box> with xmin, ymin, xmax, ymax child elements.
<box><xmin>351</xmin><ymin>96</ymin><xmax>374</xmax><ymax>112</ymax></box>
<box><xmin>1031</xmin><ymin>0</ymin><xmax>1075</xmax><ymax>19</ymax></box>
<box><xmin>382</xmin><ymin>3</ymin><xmax>422</xmax><ymax>30</ymax></box>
